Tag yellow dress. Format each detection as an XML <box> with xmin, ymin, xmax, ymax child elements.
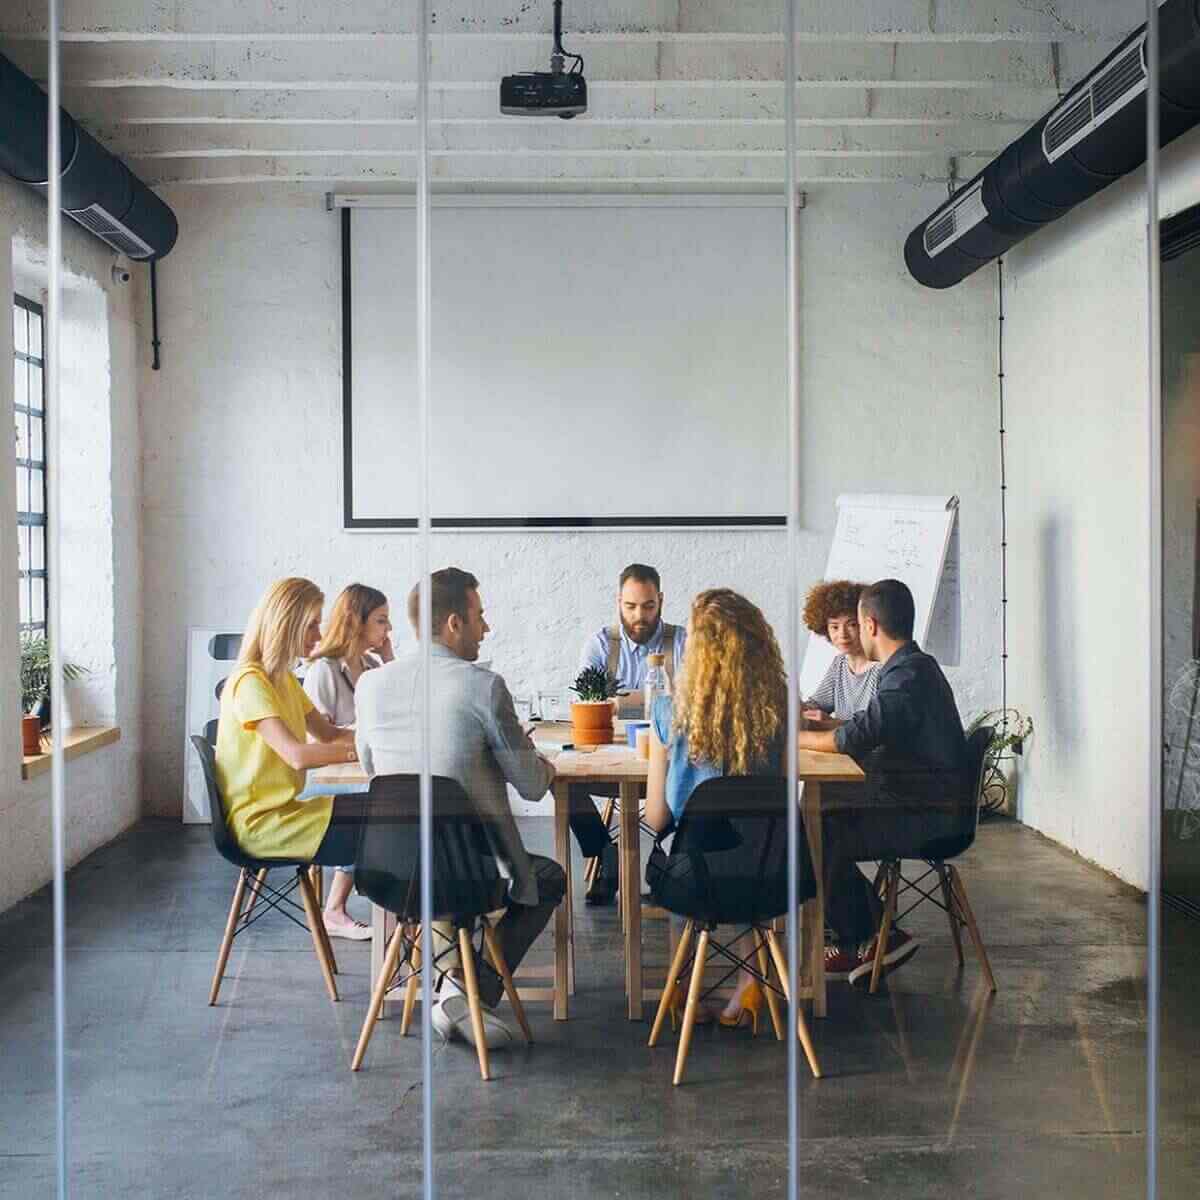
<box><xmin>214</xmin><ymin>664</ymin><xmax>333</xmax><ymax>860</ymax></box>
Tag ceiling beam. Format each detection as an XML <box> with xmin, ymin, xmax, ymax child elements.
<box><xmin>100</xmin><ymin>121</ymin><xmax>1016</xmax><ymax>157</ymax></box>
<box><xmin>0</xmin><ymin>0</ymin><xmax>1141</xmax><ymax>40</ymax></box>
<box><xmin>3</xmin><ymin>38</ymin><xmax>1098</xmax><ymax>90</ymax></box>
<box><xmin>60</xmin><ymin>83</ymin><xmax>1056</xmax><ymax>124</ymax></box>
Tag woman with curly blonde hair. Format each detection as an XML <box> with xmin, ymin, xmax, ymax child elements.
<box><xmin>645</xmin><ymin>588</ymin><xmax>787</xmax><ymax>1027</ymax></box>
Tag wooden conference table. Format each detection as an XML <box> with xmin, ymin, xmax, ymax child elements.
<box><xmin>313</xmin><ymin>722</ymin><xmax>863</xmax><ymax>1023</ymax></box>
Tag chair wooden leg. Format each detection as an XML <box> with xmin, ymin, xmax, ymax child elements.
<box><xmin>871</xmin><ymin>862</ymin><xmax>887</xmax><ymax>898</ymax></box>
<box><xmin>351</xmin><ymin>923</ymin><xmax>406</xmax><ymax>1071</ymax></box>
<box><xmin>765</xmin><ymin>930</ymin><xmax>821</xmax><ymax>1078</ymax></box>
<box><xmin>948</xmin><ymin>867</ymin><xmax>997</xmax><ymax>993</ymax></box>
<box><xmin>795</xmin><ymin>997</ymin><xmax>823</xmax><ymax>1080</ymax></box>
<box><xmin>482</xmin><ymin>921</ymin><xmax>533</xmax><ymax>1045</ymax></box>
<box><xmin>672</xmin><ymin>928</ymin><xmax>710</xmax><ymax>1086</ymax></box>
<box><xmin>400</xmin><ymin>926</ymin><xmax>421</xmax><ymax>1035</ymax></box>
<box><xmin>458</xmin><ymin>927</ymin><xmax>492</xmax><ymax>1081</ymax></box>
<box><xmin>756</xmin><ymin>931</ymin><xmax>785</xmax><ymax>1042</ymax></box>
<box><xmin>297</xmin><ymin>868</ymin><xmax>339</xmax><ymax>1003</ymax></box>
<box><xmin>584</xmin><ymin>798</ymin><xmax>616</xmax><ymax>887</ymax></box>
<box><xmin>869</xmin><ymin>864</ymin><xmax>899</xmax><ymax>995</ymax></box>
<box><xmin>938</xmin><ymin>864</ymin><xmax>965</xmax><ymax>967</ymax></box>
<box><xmin>209</xmin><ymin>869</ymin><xmax>248</xmax><ymax>1006</ymax></box>
<box><xmin>649</xmin><ymin>920</ymin><xmax>694</xmax><ymax>1047</ymax></box>
<box><xmin>766</xmin><ymin>929</ymin><xmax>791</xmax><ymax>1001</ymax></box>
<box><xmin>313</xmin><ymin>897</ymin><xmax>340</xmax><ymax>977</ymax></box>
<box><xmin>241</xmin><ymin>868</ymin><xmax>269</xmax><ymax>923</ymax></box>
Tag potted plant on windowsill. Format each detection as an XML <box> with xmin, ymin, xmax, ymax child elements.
<box><xmin>20</xmin><ymin>634</ymin><xmax>87</xmax><ymax>756</ymax></box>
<box><xmin>569</xmin><ymin>666</ymin><xmax>624</xmax><ymax>747</ymax></box>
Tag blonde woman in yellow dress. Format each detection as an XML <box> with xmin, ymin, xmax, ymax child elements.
<box><xmin>215</xmin><ymin>578</ymin><xmax>363</xmax><ymax>886</ymax></box>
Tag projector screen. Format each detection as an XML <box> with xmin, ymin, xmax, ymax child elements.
<box><xmin>342</xmin><ymin>199</ymin><xmax>789</xmax><ymax>528</ymax></box>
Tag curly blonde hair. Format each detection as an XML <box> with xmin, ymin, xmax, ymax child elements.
<box><xmin>672</xmin><ymin>589</ymin><xmax>787</xmax><ymax>775</ymax></box>
<box><xmin>803</xmin><ymin>580</ymin><xmax>866</xmax><ymax>638</ymax></box>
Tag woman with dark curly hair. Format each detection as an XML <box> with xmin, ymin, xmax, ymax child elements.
<box><xmin>802</xmin><ymin>580</ymin><xmax>880</xmax><ymax>722</ymax></box>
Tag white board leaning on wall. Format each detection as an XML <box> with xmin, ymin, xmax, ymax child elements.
<box><xmin>799</xmin><ymin>495</ymin><xmax>960</xmax><ymax>699</ymax></box>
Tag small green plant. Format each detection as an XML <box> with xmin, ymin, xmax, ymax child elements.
<box><xmin>967</xmin><ymin>708</ymin><xmax>1033</xmax><ymax>816</ymax></box>
<box><xmin>20</xmin><ymin>634</ymin><xmax>87</xmax><ymax>717</ymax></box>
<box><xmin>570</xmin><ymin>666</ymin><xmax>625</xmax><ymax>703</ymax></box>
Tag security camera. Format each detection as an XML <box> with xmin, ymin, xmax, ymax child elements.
<box><xmin>111</xmin><ymin>264</ymin><xmax>132</xmax><ymax>285</ymax></box>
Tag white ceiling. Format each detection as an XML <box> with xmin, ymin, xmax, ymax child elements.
<box><xmin>0</xmin><ymin>1</ymin><xmax>1145</xmax><ymax>192</ymax></box>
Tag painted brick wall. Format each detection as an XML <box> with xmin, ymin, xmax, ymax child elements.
<box><xmin>0</xmin><ymin>177</ymin><xmax>143</xmax><ymax>913</ymax></box>
<box><xmin>140</xmin><ymin>181</ymin><xmax>1000</xmax><ymax>818</ymax></box>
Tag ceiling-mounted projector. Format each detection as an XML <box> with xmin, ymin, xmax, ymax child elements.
<box><xmin>500</xmin><ymin>1</ymin><xmax>587</xmax><ymax>119</ymax></box>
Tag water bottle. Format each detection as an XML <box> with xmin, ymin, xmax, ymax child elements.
<box><xmin>644</xmin><ymin>653</ymin><xmax>669</xmax><ymax>721</ymax></box>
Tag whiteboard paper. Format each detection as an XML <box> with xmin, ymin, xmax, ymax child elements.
<box><xmin>800</xmin><ymin>494</ymin><xmax>960</xmax><ymax>697</ymax></box>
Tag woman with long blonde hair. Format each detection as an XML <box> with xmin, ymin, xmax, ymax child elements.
<box><xmin>302</xmin><ymin>583</ymin><xmax>394</xmax><ymax>938</ymax></box>
<box><xmin>644</xmin><ymin>588</ymin><xmax>788</xmax><ymax>1028</ymax></box>
<box><xmin>215</xmin><ymin>578</ymin><xmax>361</xmax><ymax>874</ymax></box>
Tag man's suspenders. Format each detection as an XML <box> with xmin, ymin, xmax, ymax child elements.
<box><xmin>605</xmin><ymin>623</ymin><xmax>679</xmax><ymax>686</ymax></box>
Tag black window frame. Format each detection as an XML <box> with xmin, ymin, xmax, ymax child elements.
<box><xmin>13</xmin><ymin>293</ymin><xmax>48</xmax><ymax>639</ymax></box>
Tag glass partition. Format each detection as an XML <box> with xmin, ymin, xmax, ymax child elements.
<box><xmin>4</xmin><ymin>1</ymin><xmax>1194</xmax><ymax>1198</ymax></box>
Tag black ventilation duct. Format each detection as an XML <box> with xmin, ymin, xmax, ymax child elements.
<box><xmin>905</xmin><ymin>0</ymin><xmax>1200</xmax><ymax>289</ymax></box>
<box><xmin>0</xmin><ymin>52</ymin><xmax>177</xmax><ymax>261</ymax></box>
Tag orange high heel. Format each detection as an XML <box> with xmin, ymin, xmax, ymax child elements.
<box><xmin>667</xmin><ymin>989</ymin><xmax>716</xmax><ymax>1031</ymax></box>
<box><xmin>718</xmin><ymin>981</ymin><xmax>764</xmax><ymax>1036</ymax></box>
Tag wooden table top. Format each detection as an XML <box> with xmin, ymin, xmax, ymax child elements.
<box><xmin>311</xmin><ymin>720</ymin><xmax>864</xmax><ymax>786</ymax></box>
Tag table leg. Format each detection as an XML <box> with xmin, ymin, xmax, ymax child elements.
<box><xmin>802</xmin><ymin>780</ymin><xmax>827</xmax><ymax>1019</ymax></box>
<box><xmin>620</xmin><ymin>781</ymin><xmax>643</xmax><ymax>1021</ymax></box>
<box><xmin>553</xmin><ymin>780</ymin><xmax>571</xmax><ymax>1021</ymax></box>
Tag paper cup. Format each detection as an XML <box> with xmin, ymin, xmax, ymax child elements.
<box><xmin>636</xmin><ymin>728</ymin><xmax>651</xmax><ymax>760</ymax></box>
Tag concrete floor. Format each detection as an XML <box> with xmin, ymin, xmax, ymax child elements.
<box><xmin>1</xmin><ymin>817</ymin><xmax>1197</xmax><ymax>1199</ymax></box>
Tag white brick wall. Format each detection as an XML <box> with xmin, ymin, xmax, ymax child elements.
<box><xmin>140</xmin><ymin>181</ymin><xmax>1001</xmax><ymax>818</ymax></box>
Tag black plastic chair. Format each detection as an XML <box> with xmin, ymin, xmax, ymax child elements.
<box><xmin>349</xmin><ymin>774</ymin><xmax>532</xmax><ymax>1082</ymax></box>
<box><xmin>864</xmin><ymin>726</ymin><xmax>997</xmax><ymax>993</ymax></box>
<box><xmin>644</xmin><ymin>775</ymin><xmax>821</xmax><ymax>1085</ymax></box>
<box><xmin>189</xmin><ymin>734</ymin><xmax>339</xmax><ymax>1006</ymax></box>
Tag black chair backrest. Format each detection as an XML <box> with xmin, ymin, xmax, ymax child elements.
<box><xmin>189</xmin><ymin>733</ymin><xmax>247</xmax><ymax>868</ymax></box>
<box><xmin>660</xmin><ymin>775</ymin><xmax>815</xmax><ymax>926</ymax></box>
<box><xmin>963</xmin><ymin>725</ymin><xmax>994</xmax><ymax>835</ymax></box>
<box><xmin>354</xmin><ymin>774</ymin><xmax>507</xmax><ymax>924</ymax></box>
<box><xmin>203</xmin><ymin>718</ymin><xmax>219</xmax><ymax>748</ymax></box>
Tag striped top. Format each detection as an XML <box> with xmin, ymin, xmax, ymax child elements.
<box><xmin>807</xmin><ymin>654</ymin><xmax>881</xmax><ymax>720</ymax></box>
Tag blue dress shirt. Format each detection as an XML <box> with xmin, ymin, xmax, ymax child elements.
<box><xmin>579</xmin><ymin>619</ymin><xmax>688</xmax><ymax>691</ymax></box>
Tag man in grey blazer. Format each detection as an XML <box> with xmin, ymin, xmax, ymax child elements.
<box><xmin>355</xmin><ymin>568</ymin><xmax>566</xmax><ymax>1047</ymax></box>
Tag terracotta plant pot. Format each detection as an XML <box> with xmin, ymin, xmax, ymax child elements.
<box><xmin>570</xmin><ymin>700</ymin><xmax>615</xmax><ymax>746</ymax></box>
<box><xmin>21</xmin><ymin>714</ymin><xmax>43</xmax><ymax>756</ymax></box>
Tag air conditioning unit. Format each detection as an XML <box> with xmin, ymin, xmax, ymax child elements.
<box><xmin>0</xmin><ymin>52</ymin><xmax>178</xmax><ymax>261</ymax></box>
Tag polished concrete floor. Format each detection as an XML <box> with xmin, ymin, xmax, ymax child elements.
<box><xmin>1</xmin><ymin>816</ymin><xmax>1197</xmax><ymax>1199</ymax></box>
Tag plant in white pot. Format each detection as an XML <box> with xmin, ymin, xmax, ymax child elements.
<box><xmin>19</xmin><ymin>633</ymin><xmax>87</xmax><ymax>755</ymax></box>
<box><xmin>569</xmin><ymin>666</ymin><xmax>624</xmax><ymax>747</ymax></box>
<box><xmin>967</xmin><ymin>708</ymin><xmax>1033</xmax><ymax>817</ymax></box>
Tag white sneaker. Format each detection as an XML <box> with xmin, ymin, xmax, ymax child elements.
<box><xmin>436</xmin><ymin>980</ymin><xmax>515</xmax><ymax>1050</ymax></box>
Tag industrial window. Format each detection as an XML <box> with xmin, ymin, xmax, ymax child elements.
<box><xmin>13</xmin><ymin>295</ymin><xmax>47</xmax><ymax>637</ymax></box>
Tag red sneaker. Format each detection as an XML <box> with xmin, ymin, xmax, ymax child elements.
<box><xmin>823</xmin><ymin>943</ymin><xmax>857</xmax><ymax>981</ymax></box>
<box><xmin>847</xmin><ymin>929</ymin><xmax>920</xmax><ymax>988</ymax></box>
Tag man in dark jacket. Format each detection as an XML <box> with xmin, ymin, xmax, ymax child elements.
<box><xmin>800</xmin><ymin>578</ymin><xmax>966</xmax><ymax>987</ymax></box>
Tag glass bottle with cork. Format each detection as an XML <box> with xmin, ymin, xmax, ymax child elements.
<box><xmin>643</xmin><ymin>652</ymin><xmax>670</xmax><ymax>722</ymax></box>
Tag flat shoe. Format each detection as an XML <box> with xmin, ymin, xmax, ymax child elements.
<box><xmin>323</xmin><ymin>917</ymin><xmax>372</xmax><ymax>941</ymax></box>
<box><xmin>437</xmin><ymin>994</ymin><xmax>515</xmax><ymax>1050</ymax></box>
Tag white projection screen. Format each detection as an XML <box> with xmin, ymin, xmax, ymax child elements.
<box><xmin>342</xmin><ymin>199</ymin><xmax>788</xmax><ymax>528</ymax></box>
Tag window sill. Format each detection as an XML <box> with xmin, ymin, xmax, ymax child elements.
<box><xmin>21</xmin><ymin>726</ymin><xmax>121</xmax><ymax>781</ymax></box>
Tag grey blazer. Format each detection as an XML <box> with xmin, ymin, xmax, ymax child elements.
<box><xmin>354</xmin><ymin>643</ymin><xmax>556</xmax><ymax>906</ymax></box>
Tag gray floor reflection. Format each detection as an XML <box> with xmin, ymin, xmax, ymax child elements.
<box><xmin>0</xmin><ymin>818</ymin><xmax>1197</xmax><ymax>1198</ymax></box>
